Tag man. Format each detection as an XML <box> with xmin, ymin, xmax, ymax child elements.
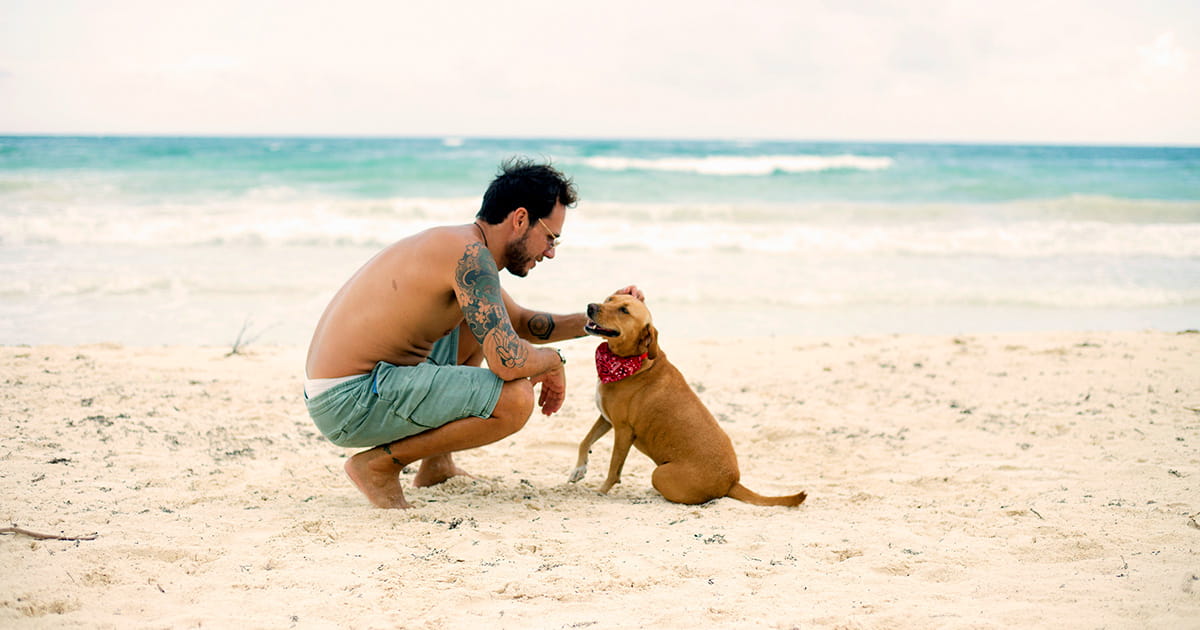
<box><xmin>305</xmin><ymin>157</ymin><xmax>641</xmax><ymax>508</ymax></box>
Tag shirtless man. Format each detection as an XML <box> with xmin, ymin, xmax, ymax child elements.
<box><xmin>305</xmin><ymin>158</ymin><xmax>641</xmax><ymax>508</ymax></box>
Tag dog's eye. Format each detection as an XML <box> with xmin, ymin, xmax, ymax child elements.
<box><xmin>619</xmin><ymin>306</ymin><xmax>629</xmax><ymax>314</ymax></box>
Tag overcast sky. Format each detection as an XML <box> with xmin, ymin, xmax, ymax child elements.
<box><xmin>1</xmin><ymin>0</ymin><xmax>1196</xmax><ymax>144</ymax></box>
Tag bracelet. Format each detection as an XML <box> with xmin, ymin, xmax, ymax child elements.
<box><xmin>554</xmin><ymin>348</ymin><xmax>566</xmax><ymax>365</ymax></box>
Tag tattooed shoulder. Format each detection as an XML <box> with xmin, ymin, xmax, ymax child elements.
<box><xmin>455</xmin><ymin>242</ymin><xmax>527</xmax><ymax>369</ymax></box>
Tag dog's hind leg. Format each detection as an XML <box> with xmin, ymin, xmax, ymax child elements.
<box><xmin>569</xmin><ymin>416</ymin><xmax>612</xmax><ymax>483</ymax></box>
<box><xmin>651</xmin><ymin>462</ymin><xmax>723</xmax><ymax>505</ymax></box>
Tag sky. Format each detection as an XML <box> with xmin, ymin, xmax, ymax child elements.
<box><xmin>1</xmin><ymin>0</ymin><xmax>1197</xmax><ymax>144</ymax></box>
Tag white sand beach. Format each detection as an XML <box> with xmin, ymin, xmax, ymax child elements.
<box><xmin>2</xmin><ymin>331</ymin><xmax>1198</xmax><ymax>628</ymax></box>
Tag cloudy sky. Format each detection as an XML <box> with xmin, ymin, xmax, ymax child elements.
<box><xmin>1</xmin><ymin>0</ymin><xmax>1196</xmax><ymax>144</ymax></box>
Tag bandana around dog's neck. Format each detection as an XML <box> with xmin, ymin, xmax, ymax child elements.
<box><xmin>595</xmin><ymin>342</ymin><xmax>648</xmax><ymax>383</ymax></box>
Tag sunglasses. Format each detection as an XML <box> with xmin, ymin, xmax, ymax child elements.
<box><xmin>537</xmin><ymin>217</ymin><xmax>561</xmax><ymax>248</ymax></box>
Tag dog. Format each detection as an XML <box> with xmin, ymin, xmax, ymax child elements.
<box><xmin>568</xmin><ymin>292</ymin><xmax>807</xmax><ymax>507</ymax></box>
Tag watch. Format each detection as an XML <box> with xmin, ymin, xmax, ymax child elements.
<box><xmin>554</xmin><ymin>348</ymin><xmax>566</xmax><ymax>365</ymax></box>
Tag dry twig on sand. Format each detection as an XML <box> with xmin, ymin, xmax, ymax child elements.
<box><xmin>227</xmin><ymin>316</ymin><xmax>276</xmax><ymax>357</ymax></box>
<box><xmin>0</xmin><ymin>525</ymin><xmax>98</xmax><ymax>541</ymax></box>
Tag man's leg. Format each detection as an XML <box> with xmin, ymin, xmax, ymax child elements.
<box><xmin>411</xmin><ymin>320</ymin><xmax>491</xmax><ymax>487</ymax></box>
<box><xmin>344</xmin><ymin>372</ymin><xmax>533</xmax><ymax>509</ymax></box>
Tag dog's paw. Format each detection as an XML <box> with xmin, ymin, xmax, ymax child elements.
<box><xmin>568</xmin><ymin>465</ymin><xmax>587</xmax><ymax>483</ymax></box>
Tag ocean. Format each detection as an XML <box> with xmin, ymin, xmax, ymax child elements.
<box><xmin>1</xmin><ymin>136</ymin><xmax>1198</xmax><ymax>346</ymax></box>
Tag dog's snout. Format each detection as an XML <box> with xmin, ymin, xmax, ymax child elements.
<box><xmin>587</xmin><ymin>303</ymin><xmax>599</xmax><ymax>318</ymax></box>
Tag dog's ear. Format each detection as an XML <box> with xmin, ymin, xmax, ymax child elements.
<box><xmin>639</xmin><ymin>323</ymin><xmax>659</xmax><ymax>359</ymax></box>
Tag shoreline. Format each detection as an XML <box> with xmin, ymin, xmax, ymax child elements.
<box><xmin>7</xmin><ymin>305</ymin><xmax>1200</xmax><ymax>348</ymax></box>
<box><xmin>2</xmin><ymin>330</ymin><xmax>1198</xmax><ymax>627</ymax></box>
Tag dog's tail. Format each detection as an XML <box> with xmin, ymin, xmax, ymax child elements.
<box><xmin>726</xmin><ymin>482</ymin><xmax>807</xmax><ymax>507</ymax></box>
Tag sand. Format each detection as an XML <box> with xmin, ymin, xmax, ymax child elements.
<box><xmin>2</xmin><ymin>331</ymin><xmax>1198</xmax><ymax>629</ymax></box>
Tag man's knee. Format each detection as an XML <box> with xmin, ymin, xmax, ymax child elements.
<box><xmin>491</xmin><ymin>379</ymin><xmax>534</xmax><ymax>433</ymax></box>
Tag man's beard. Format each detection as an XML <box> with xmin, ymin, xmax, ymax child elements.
<box><xmin>504</xmin><ymin>231</ymin><xmax>535</xmax><ymax>277</ymax></box>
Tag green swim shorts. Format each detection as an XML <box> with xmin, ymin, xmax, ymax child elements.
<box><xmin>305</xmin><ymin>328</ymin><xmax>504</xmax><ymax>448</ymax></box>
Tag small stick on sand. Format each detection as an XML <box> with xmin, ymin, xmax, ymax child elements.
<box><xmin>0</xmin><ymin>526</ymin><xmax>98</xmax><ymax>541</ymax></box>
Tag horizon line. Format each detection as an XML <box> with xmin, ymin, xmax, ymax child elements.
<box><xmin>1</xmin><ymin>131</ymin><xmax>1198</xmax><ymax>150</ymax></box>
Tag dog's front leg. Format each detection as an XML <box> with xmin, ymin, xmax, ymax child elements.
<box><xmin>598</xmin><ymin>427</ymin><xmax>635</xmax><ymax>494</ymax></box>
<box><xmin>569</xmin><ymin>416</ymin><xmax>612</xmax><ymax>483</ymax></box>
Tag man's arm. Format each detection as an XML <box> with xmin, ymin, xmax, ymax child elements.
<box><xmin>505</xmin><ymin>285</ymin><xmax>645</xmax><ymax>344</ymax></box>
<box><xmin>503</xmin><ymin>291</ymin><xmax>588</xmax><ymax>344</ymax></box>
<box><xmin>454</xmin><ymin>242</ymin><xmax>563</xmax><ymax>381</ymax></box>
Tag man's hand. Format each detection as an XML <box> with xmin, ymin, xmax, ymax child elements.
<box><xmin>614</xmin><ymin>285</ymin><xmax>645</xmax><ymax>302</ymax></box>
<box><xmin>530</xmin><ymin>366</ymin><xmax>566</xmax><ymax>416</ymax></box>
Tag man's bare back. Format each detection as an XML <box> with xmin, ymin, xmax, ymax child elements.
<box><xmin>306</xmin><ymin>225</ymin><xmax>479</xmax><ymax>379</ymax></box>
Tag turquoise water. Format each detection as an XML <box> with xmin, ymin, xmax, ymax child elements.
<box><xmin>1</xmin><ymin>136</ymin><xmax>1198</xmax><ymax>345</ymax></box>
<box><xmin>4</xmin><ymin>136</ymin><xmax>1198</xmax><ymax>203</ymax></box>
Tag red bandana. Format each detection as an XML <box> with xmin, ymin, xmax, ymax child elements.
<box><xmin>595</xmin><ymin>342</ymin><xmax>648</xmax><ymax>383</ymax></box>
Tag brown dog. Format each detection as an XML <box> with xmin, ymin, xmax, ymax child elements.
<box><xmin>568</xmin><ymin>293</ymin><xmax>806</xmax><ymax>507</ymax></box>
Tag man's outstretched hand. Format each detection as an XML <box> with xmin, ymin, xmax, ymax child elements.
<box><xmin>614</xmin><ymin>285</ymin><xmax>645</xmax><ymax>302</ymax></box>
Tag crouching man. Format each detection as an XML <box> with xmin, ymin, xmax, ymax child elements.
<box><xmin>304</xmin><ymin>157</ymin><xmax>640</xmax><ymax>508</ymax></box>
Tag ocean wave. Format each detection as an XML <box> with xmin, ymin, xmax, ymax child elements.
<box><xmin>1010</xmin><ymin>195</ymin><xmax>1200</xmax><ymax>223</ymax></box>
<box><xmin>0</xmin><ymin>268</ymin><xmax>328</xmax><ymax>300</ymax></box>
<box><xmin>0</xmin><ymin>196</ymin><xmax>476</xmax><ymax>248</ymax></box>
<box><xmin>8</xmin><ymin>256</ymin><xmax>1194</xmax><ymax>310</ymax></box>
<box><xmin>565</xmin><ymin>220</ymin><xmax>1200</xmax><ymax>259</ymax></box>
<box><xmin>5</xmin><ymin>217</ymin><xmax>1198</xmax><ymax>259</ymax></box>
<box><xmin>3</xmin><ymin>194</ymin><xmax>1199</xmax><ymax>259</ymax></box>
<box><xmin>576</xmin><ymin>196</ymin><xmax>1200</xmax><ymax>224</ymax></box>
<box><xmin>578</xmin><ymin>154</ymin><xmax>894</xmax><ymax>175</ymax></box>
<box><xmin>0</xmin><ymin>275</ymin><xmax>186</xmax><ymax>299</ymax></box>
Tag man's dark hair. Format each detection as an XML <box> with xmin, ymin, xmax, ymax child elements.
<box><xmin>477</xmin><ymin>157</ymin><xmax>577</xmax><ymax>224</ymax></box>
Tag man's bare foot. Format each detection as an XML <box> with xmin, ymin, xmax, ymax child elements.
<box><xmin>344</xmin><ymin>449</ymin><xmax>411</xmax><ymax>509</ymax></box>
<box><xmin>413</xmin><ymin>453</ymin><xmax>474</xmax><ymax>487</ymax></box>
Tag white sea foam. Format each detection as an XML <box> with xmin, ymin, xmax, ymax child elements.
<box><xmin>4</xmin><ymin>192</ymin><xmax>1198</xmax><ymax>344</ymax></box>
<box><xmin>0</xmin><ymin>196</ymin><xmax>478</xmax><ymax>247</ymax></box>
<box><xmin>4</xmin><ymin>195</ymin><xmax>1199</xmax><ymax>260</ymax></box>
<box><xmin>579</xmin><ymin>154</ymin><xmax>895</xmax><ymax>175</ymax></box>
<box><xmin>569</xmin><ymin>219</ymin><xmax>1200</xmax><ymax>258</ymax></box>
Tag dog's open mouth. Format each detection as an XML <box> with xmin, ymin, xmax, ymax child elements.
<box><xmin>585</xmin><ymin>320</ymin><xmax>619</xmax><ymax>337</ymax></box>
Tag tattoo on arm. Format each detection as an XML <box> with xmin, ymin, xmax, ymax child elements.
<box><xmin>527</xmin><ymin>313</ymin><xmax>556</xmax><ymax>341</ymax></box>
<box><xmin>455</xmin><ymin>243</ymin><xmax>528</xmax><ymax>369</ymax></box>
